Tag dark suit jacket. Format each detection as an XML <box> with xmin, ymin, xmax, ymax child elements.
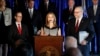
<box><xmin>62</xmin><ymin>6</ymin><xmax>75</xmax><ymax>23</ymax></box>
<box><xmin>62</xmin><ymin>6</ymin><xmax>76</xmax><ymax>36</ymax></box>
<box><xmin>38</xmin><ymin>1</ymin><xmax>57</xmax><ymax>24</ymax></box>
<box><xmin>22</xmin><ymin>8</ymin><xmax>42</xmax><ymax>36</ymax></box>
<box><xmin>87</xmin><ymin>5</ymin><xmax>100</xmax><ymax>23</ymax></box>
<box><xmin>8</xmin><ymin>23</ymin><xmax>29</xmax><ymax>46</ymax></box>
<box><xmin>67</xmin><ymin>17</ymin><xmax>95</xmax><ymax>45</ymax></box>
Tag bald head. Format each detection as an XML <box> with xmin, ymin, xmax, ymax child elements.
<box><xmin>74</xmin><ymin>6</ymin><xmax>83</xmax><ymax>20</ymax></box>
<box><xmin>65</xmin><ymin>36</ymin><xmax>77</xmax><ymax>49</ymax></box>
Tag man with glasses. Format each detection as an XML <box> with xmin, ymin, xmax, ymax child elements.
<box><xmin>67</xmin><ymin>6</ymin><xmax>95</xmax><ymax>56</ymax></box>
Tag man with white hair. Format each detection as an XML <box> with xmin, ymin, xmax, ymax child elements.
<box><xmin>67</xmin><ymin>6</ymin><xmax>95</xmax><ymax>56</ymax></box>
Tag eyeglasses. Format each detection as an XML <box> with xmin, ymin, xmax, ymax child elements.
<box><xmin>74</xmin><ymin>11</ymin><xmax>82</xmax><ymax>13</ymax></box>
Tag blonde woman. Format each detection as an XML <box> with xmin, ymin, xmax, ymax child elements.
<box><xmin>40</xmin><ymin>12</ymin><xmax>61</xmax><ymax>36</ymax></box>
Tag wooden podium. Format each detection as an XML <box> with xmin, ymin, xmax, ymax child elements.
<box><xmin>34</xmin><ymin>36</ymin><xmax>63</xmax><ymax>56</ymax></box>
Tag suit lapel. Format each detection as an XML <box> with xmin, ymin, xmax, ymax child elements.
<box><xmin>72</xmin><ymin>18</ymin><xmax>76</xmax><ymax>32</ymax></box>
<box><xmin>27</xmin><ymin>9</ymin><xmax>31</xmax><ymax>18</ymax></box>
<box><xmin>21</xmin><ymin>24</ymin><xmax>23</xmax><ymax>35</ymax></box>
<box><xmin>14</xmin><ymin>24</ymin><xmax>19</xmax><ymax>34</ymax></box>
<box><xmin>32</xmin><ymin>9</ymin><xmax>35</xmax><ymax>19</ymax></box>
<box><xmin>78</xmin><ymin>18</ymin><xmax>84</xmax><ymax>31</ymax></box>
<box><xmin>27</xmin><ymin>8</ymin><xmax>34</xmax><ymax>19</ymax></box>
<box><xmin>96</xmin><ymin>6</ymin><xmax>100</xmax><ymax>16</ymax></box>
<box><xmin>15</xmin><ymin>23</ymin><xmax>23</xmax><ymax>35</ymax></box>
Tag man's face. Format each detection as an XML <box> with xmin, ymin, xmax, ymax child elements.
<box><xmin>68</xmin><ymin>0</ymin><xmax>75</xmax><ymax>8</ymax></box>
<box><xmin>28</xmin><ymin>1</ymin><xmax>34</xmax><ymax>9</ymax></box>
<box><xmin>92</xmin><ymin>0</ymin><xmax>98</xmax><ymax>5</ymax></box>
<box><xmin>74</xmin><ymin>8</ymin><xmax>83</xmax><ymax>20</ymax></box>
<box><xmin>0</xmin><ymin>0</ymin><xmax>6</xmax><ymax>7</ymax></box>
<box><xmin>15</xmin><ymin>12</ymin><xmax>22</xmax><ymax>22</ymax></box>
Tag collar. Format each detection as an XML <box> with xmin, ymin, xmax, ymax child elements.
<box><xmin>28</xmin><ymin>8</ymin><xmax>34</xmax><ymax>11</ymax></box>
<box><xmin>75</xmin><ymin>15</ymin><xmax>83</xmax><ymax>25</ymax></box>
<box><xmin>16</xmin><ymin>22</ymin><xmax>21</xmax><ymax>27</ymax></box>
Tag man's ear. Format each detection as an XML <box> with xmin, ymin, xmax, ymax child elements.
<box><xmin>14</xmin><ymin>16</ymin><xmax>16</xmax><ymax>19</ymax></box>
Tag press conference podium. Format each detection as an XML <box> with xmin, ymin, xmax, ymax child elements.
<box><xmin>34</xmin><ymin>36</ymin><xmax>63</xmax><ymax>56</ymax></box>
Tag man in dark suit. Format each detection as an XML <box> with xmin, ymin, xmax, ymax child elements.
<box><xmin>62</xmin><ymin>0</ymin><xmax>76</xmax><ymax>37</ymax></box>
<box><xmin>62</xmin><ymin>0</ymin><xmax>75</xmax><ymax>24</ymax></box>
<box><xmin>8</xmin><ymin>11</ymin><xmax>33</xmax><ymax>56</ymax></box>
<box><xmin>14</xmin><ymin>0</ymin><xmax>27</xmax><ymax>13</ymax></box>
<box><xmin>67</xmin><ymin>6</ymin><xmax>95</xmax><ymax>56</ymax></box>
<box><xmin>87</xmin><ymin>0</ymin><xmax>100</xmax><ymax>54</ymax></box>
<box><xmin>38</xmin><ymin>0</ymin><xmax>57</xmax><ymax>25</ymax></box>
<box><xmin>23</xmin><ymin>0</ymin><xmax>42</xmax><ymax>36</ymax></box>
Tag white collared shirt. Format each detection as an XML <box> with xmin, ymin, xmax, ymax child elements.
<box><xmin>93</xmin><ymin>5</ymin><xmax>98</xmax><ymax>15</ymax></box>
<box><xmin>75</xmin><ymin>15</ymin><xmax>83</xmax><ymax>26</ymax></box>
<box><xmin>16</xmin><ymin>22</ymin><xmax>22</xmax><ymax>28</ymax></box>
<box><xmin>69</xmin><ymin>7</ymin><xmax>73</xmax><ymax>11</ymax></box>
<box><xmin>45</xmin><ymin>1</ymin><xmax>49</xmax><ymax>9</ymax></box>
<box><xmin>28</xmin><ymin>8</ymin><xmax>34</xmax><ymax>18</ymax></box>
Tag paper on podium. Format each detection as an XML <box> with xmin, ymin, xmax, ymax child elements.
<box><xmin>79</xmin><ymin>31</ymin><xmax>89</xmax><ymax>44</ymax></box>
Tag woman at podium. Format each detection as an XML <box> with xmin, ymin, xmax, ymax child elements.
<box><xmin>38</xmin><ymin>12</ymin><xmax>61</xmax><ymax>36</ymax></box>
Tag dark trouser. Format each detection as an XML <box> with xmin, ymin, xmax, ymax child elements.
<box><xmin>94</xmin><ymin>23</ymin><xmax>100</xmax><ymax>54</ymax></box>
<box><xmin>78</xmin><ymin>44</ymin><xmax>90</xmax><ymax>56</ymax></box>
<box><xmin>0</xmin><ymin>44</ymin><xmax>8</xmax><ymax>56</ymax></box>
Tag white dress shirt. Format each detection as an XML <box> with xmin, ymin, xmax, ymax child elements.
<box><xmin>93</xmin><ymin>5</ymin><xmax>98</xmax><ymax>15</ymax></box>
<box><xmin>75</xmin><ymin>16</ymin><xmax>83</xmax><ymax>26</ymax></box>
<box><xmin>28</xmin><ymin>8</ymin><xmax>34</xmax><ymax>18</ymax></box>
<box><xmin>16</xmin><ymin>22</ymin><xmax>22</xmax><ymax>28</ymax></box>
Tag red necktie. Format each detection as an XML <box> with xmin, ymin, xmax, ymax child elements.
<box><xmin>18</xmin><ymin>24</ymin><xmax>22</xmax><ymax>35</ymax></box>
<box><xmin>75</xmin><ymin>20</ymin><xmax>79</xmax><ymax>32</ymax></box>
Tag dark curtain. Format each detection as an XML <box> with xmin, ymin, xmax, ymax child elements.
<box><xmin>6</xmin><ymin>0</ymin><xmax>99</xmax><ymax>54</ymax></box>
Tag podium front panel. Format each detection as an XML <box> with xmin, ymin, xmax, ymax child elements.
<box><xmin>34</xmin><ymin>36</ymin><xmax>63</xmax><ymax>56</ymax></box>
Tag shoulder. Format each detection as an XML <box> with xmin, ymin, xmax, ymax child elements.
<box><xmin>22</xmin><ymin>24</ymin><xmax>27</xmax><ymax>27</ymax></box>
<box><xmin>87</xmin><ymin>6</ymin><xmax>93</xmax><ymax>10</ymax></box>
<box><xmin>98</xmin><ymin>5</ymin><xmax>100</xmax><ymax>9</ymax></box>
<box><xmin>82</xmin><ymin>17</ymin><xmax>92</xmax><ymax>24</ymax></box>
<box><xmin>62</xmin><ymin>8</ymin><xmax>69</xmax><ymax>12</ymax></box>
<box><xmin>68</xmin><ymin>18</ymin><xmax>75</xmax><ymax>22</ymax></box>
<box><xmin>9</xmin><ymin>24</ymin><xmax>16</xmax><ymax>29</ymax></box>
<box><xmin>83</xmin><ymin>17</ymin><xmax>90</xmax><ymax>21</ymax></box>
<box><xmin>5</xmin><ymin>8</ymin><xmax>12</xmax><ymax>11</ymax></box>
<box><xmin>4</xmin><ymin>8</ymin><xmax>12</xmax><ymax>13</ymax></box>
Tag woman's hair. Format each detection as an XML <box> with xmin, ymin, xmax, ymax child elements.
<box><xmin>45</xmin><ymin>12</ymin><xmax>57</xmax><ymax>27</ymax></box>
<box><xmin>66</xmin><ymin>48</ymin><xmax>82</xmax><ymax>56</ymax></box>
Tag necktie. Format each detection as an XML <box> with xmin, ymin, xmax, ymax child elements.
<box><xmin>69</xmin><ymin>8</ymin><xmax>72</xmax><ymax>13</ymax></box>
<box><xmin>18</xmin><ymin>24</ymin><xmax>22</xmax><ymax>35</ymax></box>
<box><xmin>75</xmin><ymin>20</ymin><xmax>79</xmax><ymax>32</ymax></box>
<box><xmin>94</xmin><ymin>5</ymin><xmax>97</xmax><ymax>15</ymax></box>
<box><xmin>29</xmin><ymin>9</ymin><xmax>33</xmax><ymax>18</ymax></box>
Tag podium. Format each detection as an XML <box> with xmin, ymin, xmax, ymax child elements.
<box><xmin>34</xmin><ymin>36</ymin><xmax>63</xmax><ymax>56</ymax></box>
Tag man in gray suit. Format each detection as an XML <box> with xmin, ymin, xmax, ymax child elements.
<box><xmin>0</xmin><ymin>0</ymin><xmax>12</xmax><ymax>56</ymax></box>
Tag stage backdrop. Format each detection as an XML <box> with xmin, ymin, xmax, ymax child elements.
<box><xmin>6</xmin><ymin>0</ymin><xmax>100</xmax><ymax>54</ymax></box>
